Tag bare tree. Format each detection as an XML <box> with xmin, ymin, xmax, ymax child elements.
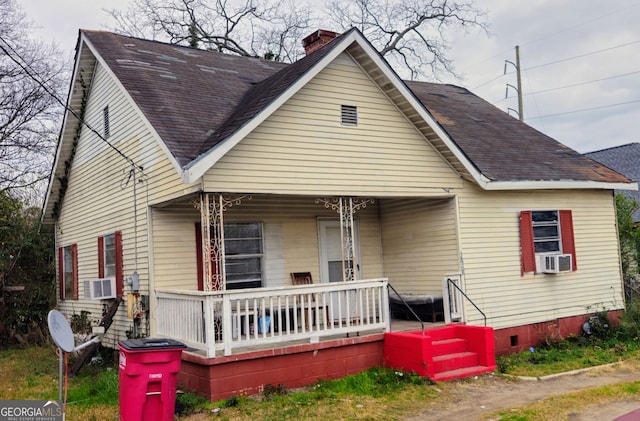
<box><xmin>0</xmin><ymin>0</ymin><xmax>67</xmax><ymax>203</ymax></box>
<box><xmin>327</xmin><ymin>0</ymin><xmax>488</xmax><ymax>79</ymax></box>
<box><xmin>107</xmin><ymin>0</ymin><xmax>487</xmax><ymax>79</ymax></box>
<box><xmin>107</xmin><ymin>0</ymin><xmax>312</xmax><ymax>60</ymax></box>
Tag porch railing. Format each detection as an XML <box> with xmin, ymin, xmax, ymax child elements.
<box><xmin>155</xmin><ymin>278</ymin><xmax>390</xmax><ymax>357</ymax></box>
<box><xmin>444</xmin><ymin>276</ymin><xmax>486</xmax><ymax>326</ymax></box>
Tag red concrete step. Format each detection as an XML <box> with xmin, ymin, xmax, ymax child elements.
<box><xmin>432</xmin><ymin>351</ymin><xmax>479</xmax><ymax>373</ymax></box>
<box><xmin>432</xmin><ymin>365</ymin><xmax>496</xmax><ymax>382</ymax></box>
<box><xmin>431</xmin><ymin>338</ymin><xmax>467</xmax><ymax>357</ymax></box>
<box><xmin>425</xmin><ymin>326</ymin><xmax>458</xmax><ymax>341</ymax></box>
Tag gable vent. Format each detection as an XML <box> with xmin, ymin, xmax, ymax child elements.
<box><xmin>103</xmin><ymin>106</ymin><xmax>111</xmax><ymax>138</ymax></box>
<box><xmin>341</xmin><ymin>105</ymin><xmax>358</xmax><ymax>126</ymax></box>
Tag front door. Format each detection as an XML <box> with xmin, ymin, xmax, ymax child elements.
<box><xmin>318</xmin><ymin>219</ymin><xmax>360</xmax><ymax>321</ymax></box>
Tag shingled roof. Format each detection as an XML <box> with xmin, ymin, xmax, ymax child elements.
<box><xmin>80</xmin><ymin>29</ymin><xmax>631</xmax><ymax>187</ymax></box>
<box><xmin>406</xmin><ymin>82</ymin><xmax>629</xmax><ymax>183</ymax></box>
<box><xmin>587</xmin><ymin>143</ymin><xmax>640</xmax><ymax>220</ymax></box>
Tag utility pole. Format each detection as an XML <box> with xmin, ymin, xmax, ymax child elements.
<box><xmin>504</xmin><ymin>45</ymin><xmax>524</xmax><ymax>122</ymax></box>
<box><xmin>515</xmin><ymin>46</ymin><xmax>523</xmax><ymax>121</ymax></box>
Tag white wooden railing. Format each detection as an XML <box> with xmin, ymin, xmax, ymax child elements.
<box><xmin>155</xmin><ymin>278</ymin><xmax>390</xmax><ymax>357</ymax></box>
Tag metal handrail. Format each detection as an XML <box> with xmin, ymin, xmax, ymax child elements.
<box><xmin>446</xmin><ymin>278</ymin><xmax>487</xmax><ymax>326</ymax></box>
<box><xmin>388</xmin><ymin>283</ymin><xmax>426</xmax><ymax>335</ymax></box>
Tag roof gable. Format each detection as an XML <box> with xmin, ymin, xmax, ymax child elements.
<box><xmin>54</xmin><ymin>28</ymin><xmax>635</xmax><ymax>196</ymax></box>
<box><xmin>82</xmin><ymin>30</ymin><xmax>289</xmax><ymax>168</ymax></box>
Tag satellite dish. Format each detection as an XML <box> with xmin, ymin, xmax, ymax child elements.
<box><xmin>48</xmin><ymin>310</ymin><xmax>75</xmax><ymax>352</ymax></box>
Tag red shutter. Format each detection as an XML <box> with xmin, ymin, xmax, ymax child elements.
<box><xmin>520</xmin><ymin>211</ymin><xmax>536</xmax><ymax>274</ymax></box>
<box><xmin>195</xmin><ymin>223</ymin><xmax>203</xmax><ymax>291</ymax></box>
<box><xmin>72</xmin><ymin>244</ymin><xmax>79</xmax><ymax>300</ymax></box>
<box><xmin>115</xmin><ymin>231</ymin><xmax>124</xmax><ymax>297</ymax></box>
<box><xmin>97</xmin><ymin>236</ymin><xmax>105</xmax><ymax>278</ymax></box>
<box><xmin>58</xmin><ymin>247</ymin><xmax>64</xmax><ymax>300</ymax></box>
<box><xmin>560</xmin><ymin>210</ymin><xmax>577</xmax><ymax>271</ymax></box>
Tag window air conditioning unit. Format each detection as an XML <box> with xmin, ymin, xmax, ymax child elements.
<box><xmin>84</xmin><ymin>278</ymin><xmax>116</xmax><ymax>299</ymax></box>
<box><xmin>542</xmin><ymin>254</ymin><xmax>572</xmax><ymax>274</ymax></box>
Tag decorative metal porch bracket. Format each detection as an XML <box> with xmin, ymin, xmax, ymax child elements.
<box><xmin>315</xmin><ymin>197</ymin><xmax>374</xmax><ymax>281</ymax></box>
<box><xmin>193</xmin><ymin>193</ymin><xmax>252</xmax><ymax>291</ymax></box>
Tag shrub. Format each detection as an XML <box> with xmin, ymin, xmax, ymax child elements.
<box><xmin>618</xmin><ymin>296</ymin><xmax>640</xmax><ymax>341</ymax></box>
<box><xmin>583</xmin><ymin>311</ymin><xmax>613</xmax><ymax>342</ymax></box>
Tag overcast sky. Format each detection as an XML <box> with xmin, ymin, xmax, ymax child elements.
<box><xmin>20</xmin><ymin>0</ymin><xmax>640</xmax><ymax>154</ymax></box>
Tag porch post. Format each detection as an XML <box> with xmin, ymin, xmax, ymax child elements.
<box><xmin>339</xmin><ymin>198</ymin><xmax>356</xmax><ymax>281</ymax></box>
<box><xmin>197</xmin><ymin>193</ymin><xmax>225</xmax><ymax>291</ymax></box>
<box><xmin>316</xmin><ymin>197</ymin><xmax>374</xmax><ymax>281</ymax></box>
<box><xmin>196</xmin><ymin>193</ymin><xmax>253</xmax><ymax>291</ymax></box>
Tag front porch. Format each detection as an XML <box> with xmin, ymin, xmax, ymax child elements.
<box><xmin>149</xmin><ymin>193</ymin><xmax>484</xmax><ymax>400</ymax></box>
<box><xmin>153</xmin><ymin>278</ymin><xmax>494</xmax><ymax>401</ymax></box>
<box><xmin>155</xmin><ymin>278</ymin><xmax>392</xmax><ymax>358</ymax></box>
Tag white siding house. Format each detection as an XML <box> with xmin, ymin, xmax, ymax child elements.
<box><xmin>43</xmin><ymin>28</ymin><xmax>635</xmax><ymax>392</ymax></box>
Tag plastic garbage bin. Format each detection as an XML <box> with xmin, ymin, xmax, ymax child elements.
<box><xmin>118</xmin><ymin>338</ymin><xmax>186</xmax><ymax>421</ymax></box>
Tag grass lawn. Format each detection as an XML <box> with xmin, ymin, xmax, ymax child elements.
<box><xmin>0</xmin><ymin>345</ymin><xmax>444</xmax><ymax>420</ymax></box>
<box><xmin>2</xmin><ymin>327</ymin><xmax>640</xmax><ymax>420</ymax></box>
<box><xmin>496</xmin><ymin>335</ymin><xmax>640</xmax><ymax>378</ymax></box>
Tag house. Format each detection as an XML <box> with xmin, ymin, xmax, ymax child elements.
<box><xmin>586</xmin><ymin>143</ymin><xmax>640</xmax><ymax>222</ymax></box>
<box><xmin>42</xmin><ymin>28</ymin><xmax>636</xmax><ymax>400</ymax></box>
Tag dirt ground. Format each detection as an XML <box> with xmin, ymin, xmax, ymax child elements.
<box><xmin>404</xmin><ymin>361</ymin><xmax>640</xmax><ymax>421</ymax></box>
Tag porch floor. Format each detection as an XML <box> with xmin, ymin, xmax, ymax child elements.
<box><xmin>182</xmin><ymin>317</ymin><xmax>444</xmax><ymax>358</ymax></box>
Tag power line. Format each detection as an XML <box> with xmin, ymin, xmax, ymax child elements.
<box><xmin>0</xmin><ymin>34</ymin><xmax>143</xmax><ymax>173</ymax></box>
<box><xmin>524</xmin><ymin>39</ymin><xmax>640</xmax><ymax>71</ymax></box>
<box><xmin>461</xmin><ymin>3</ymin><xmax>640</xmax><ymax>89</ymax></box>
<box><xmin>471</xmin><ymin>40</ymin><xmax>640</xmax><ymax>93</ymax></box>
<box><xmin>471</xmin><ymin>73</ymin><xmax>507</xmax><ymax>91</ymax></box>
<box><xmin>523</xmin><ymin>69</ymin><xmax>640</xmax><ymax>96</ymax></box>
<box><xmin>518</xmin><ymin>3</ymin><xmax>640</xmax><ymax>49</ymax></box>
<box><xmin>526</xmin><ymin>99</ymin><xmax>640</xmax><ymax>120</ymax></box>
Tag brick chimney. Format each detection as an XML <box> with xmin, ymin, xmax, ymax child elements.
<box><xmin>302</xmin><ymin>29</ymin><xmax>339</xmax><ymax>55</ymax></box>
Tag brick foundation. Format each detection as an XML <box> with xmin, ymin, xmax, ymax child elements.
<box><xmin>179</xmin><ymin>334</ymin><xmax>385</xmax><ymax>401</ymax></box>
<box><xmin>494</xmin><ymin>309</ymin><xmax>623</xmax><ymax>356</ymax></box>
<box><xmin>177</xmin><ymin>310</ymin><xmax>625</xmax><ymax>400</ymax></box>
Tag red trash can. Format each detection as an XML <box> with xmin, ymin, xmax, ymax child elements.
<box><xmin>118</xmin><ymin>338</ymin><xmax>186</xmax><ymax>421</ymax></box>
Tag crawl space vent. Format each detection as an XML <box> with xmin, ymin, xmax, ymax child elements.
<box><xmin>341</xmin><ymin>105</ymin><xmax>358</xmax><ymax>126</ymax></box>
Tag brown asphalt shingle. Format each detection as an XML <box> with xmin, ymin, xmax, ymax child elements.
<box><xmin>406</xmin><ymin>82</ymin><xmax>629</xmax><ymax>183</ymax></box>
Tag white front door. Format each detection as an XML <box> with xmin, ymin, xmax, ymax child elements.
<box><xmin>318</xmin><ymin>219</ymin><xmax>360</xmax><ymax>321</ymax></box>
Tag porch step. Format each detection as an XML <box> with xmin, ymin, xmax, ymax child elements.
<box><xmin>432</xmin><ymin>338</ymin><xmax>467</xmax><ymax>356</ymax></box>
<box><xmin>383</xmin><ymin>325</ymin><xmax>496</xmax><ymax>382</ymax></box>
<box><xmin>432</xmin><ymin>365</ymin><xmax>496</xmax><ymax>382</ymax></box>
<box><xmin>433</xmin><ymin>351</ymin><xmax>479</xmax><ymax>373</ymax></box>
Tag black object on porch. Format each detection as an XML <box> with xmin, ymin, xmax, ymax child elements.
<box><xmin>388</xmin><ymin>291</ymin><xmax>444</xmax><ymax>323</ymax></box>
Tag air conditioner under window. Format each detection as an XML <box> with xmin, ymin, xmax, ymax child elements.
<box><xmin>542</xmin><ymin>254</ymin><xmax>572</xmax><ymax>274</ymax></box>
<box><xmin>83</xmin><ymin>278</ymin><xmax>116</xmax><ymax>299</ymax></box>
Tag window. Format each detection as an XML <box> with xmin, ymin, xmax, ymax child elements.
<box><xmin>103</xmin><ymin>106</ymin><xmax>110</xmax><ymax>138</ymax></box>
<box><xmin>224</xmin><ymin>223</ymin><xmax>263</xmax><ymax>289</ymax></box>
<box><xmin>195</xmin><ymin>222</ymin><xmax>264</xmax><ymax>290</ymax></box>
<box><xmin>103</xmin><ymin>233</ymin><xmax>116</xmax><ymax>277</ymax></box>
<box><xmin>532</xmin><ymin>211</ymin><xmax>560</xmax><ymax>253</ymax></box>
<box><xmin>341</xmin><ymin>105</ymin><xmax>358</xmax><ymax>126</ymax></box>
<box><xmin>98</xmin><ymin>231</ymin><xmax>123</xmax><ymax>297</ymax></box>
<box><xmin>58</xmin><ymin>244</ymin><xmax>78</xmax><ymax>300</ymax></box>
<box><xmin>520</xmin><ymin>210</ymin><xmax>577</xmax><ymax>274</ymax></box>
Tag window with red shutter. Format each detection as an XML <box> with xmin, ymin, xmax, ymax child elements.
<box><xmin>59</xmin><ymin>244</ymin><xmax>78</xmax><ymax>300</ymax></box>
<box><xmin>99</xmin><ymin>231</ymin><xmax>124</xmax><ymax>297</ymax></box>
<box><xmin>115</xmin><ymin>231</ymin><xmax>124</xmax><ymax>297</ymax></box>
<box><xmin>195</xmin><ymin>224</ymin><xmax>204</xmax><ymax>291</ymax></box>
<box><xmin>520</xmin><ymin>209</ymin><xmax>577</xmax><ymax>274</ymax></box>
<box><xmin>520</xmin><ymin>211</ymin><xmax>536</xmax><ymax>274</ymax></box>
<box><xmin>559</xmin><ymin>210</ymin><xmax>577</xmax><ymax>271</ymax></box>
<box><xmin>194</xmin><ymin>222</ymin><xmax>263</xmax><ymax>290</ymax></box>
